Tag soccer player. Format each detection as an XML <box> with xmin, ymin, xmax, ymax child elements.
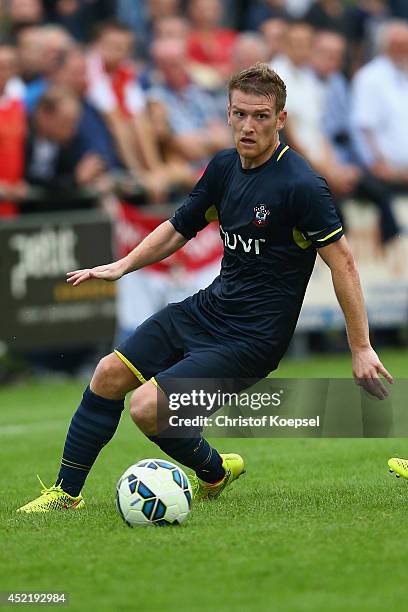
<box><xmin>18</xmin><ymin>63</ymin><xmax>393</xmax><ymax>512</ymax></box>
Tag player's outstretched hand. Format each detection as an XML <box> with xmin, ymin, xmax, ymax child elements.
<box><xmin>352</xmin><ymin>346</ymin><xmax>394</xmax><ymax>400</ymax></box>
<box><xmin>66</xmin><ymin>260</ymin><xmax>126</xmax><ymax>286</ymax></box>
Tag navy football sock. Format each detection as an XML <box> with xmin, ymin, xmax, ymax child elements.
<box><xmin>56</xmin><ymin>385</ymin><xmax>125</xmax><ymax>497</ymax></box>
<box><xmin>149</xmin><ymin>434</ymin><xmax>225</xmax><ymax>483</ymax></box>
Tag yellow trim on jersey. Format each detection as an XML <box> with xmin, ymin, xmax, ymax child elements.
<box><xmin>293</xmin><ymin>227</ymin><xmax>312</xmax><ymax>250</ymax></box>
<box><xmin>114</xmin><ymin>350</ymin><xmax>147</xmax><ymax>384</ymax></box>
<box><xmin>316</xmin><ymin>226</ymin><xmax>343</xmax><ymax>242</ymax></box>
<box><xmin>277</xmin><ymin>145</ymin><xmax>289</xmax><ymax>162</ymax></box>
<box><xmin>205</xmin><ymin>205</ymin><xmax>218</xmax><ymax>222</ymax></box>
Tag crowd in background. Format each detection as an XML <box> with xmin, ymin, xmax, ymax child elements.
<box><xmin>0</xmin><ymin>0</ymin><xmax>408</xmax><ymax>246</ymax></box>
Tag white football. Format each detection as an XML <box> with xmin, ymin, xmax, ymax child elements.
<box><xmin>116</xmin><ymin>458</ymin><xmax>192</xmax><ymax>527</ymax></box>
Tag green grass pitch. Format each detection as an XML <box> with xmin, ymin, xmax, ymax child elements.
<box><xmin>1</xmin><ymin>349</ymin><xmax>408</xmax><ymax>611</ymax></box>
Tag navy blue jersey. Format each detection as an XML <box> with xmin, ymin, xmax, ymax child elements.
<box><xmin>170</xmin><ymin>144</ymin><xmax>343</xmax><ymax>369</ymax></box>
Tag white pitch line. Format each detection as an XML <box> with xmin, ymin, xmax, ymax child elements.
<box><xmin>0</xmin><ymin>420</ymin><xmax>66</xmax><ymax>437</ymax></box>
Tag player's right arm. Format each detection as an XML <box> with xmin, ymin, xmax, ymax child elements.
<box><xmin>67</xmin><ymin>221</ymin><xmax>187</xmax><ymax>286</ymax></box>
<box><xmin>67</xmin><ymin>153</ymin><xmax>222</xmax><ymax>286</ymax></box>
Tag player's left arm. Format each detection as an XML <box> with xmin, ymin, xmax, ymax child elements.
<box><xmin>318</xmin><ymin>236</ymin><xmax>393</xmax><ymax>399</ymax></box>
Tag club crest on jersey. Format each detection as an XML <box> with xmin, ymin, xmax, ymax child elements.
<box><xmin>253</xmin><ymin>204</ymin><xmax>270</xmax><ymax>227</ymax></box>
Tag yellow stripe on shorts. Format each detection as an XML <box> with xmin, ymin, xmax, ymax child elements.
<box><xmin>114</xmin><ymin>350</ymin><xmax>147</xmax><ymax>384</ymax></box>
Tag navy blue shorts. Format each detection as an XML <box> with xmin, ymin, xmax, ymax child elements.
<box><xmin>115</xmin><ymin>302</ymin><xmax>271</xmax><ymax>396</ymax></box>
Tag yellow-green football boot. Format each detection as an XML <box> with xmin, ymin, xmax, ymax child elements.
<box><xmin>388</xmin><ymin>457</ymin><xmax>408</xmax><ymax>480</ymax></box>
<box><xmin>189</xmin><ymin>453</ymin><xmax>245</xmax><ymax>500</ymax></box>
<box><xmin>17</xmin><ymin>476</ymin><xmax>85</xmax><ymax>513</ymax></box>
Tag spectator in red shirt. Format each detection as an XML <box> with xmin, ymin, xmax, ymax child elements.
<box><xmin>186</xmin><ymin>0</ymin><xmax>238</xmax><ymax>80</ymax></box>
<box><xmin>86</xmin><ymin>19</ymin><xmax>165</xmax><ymax>190</ymax></box>
<box><xmin>0</xmin><ymin>45</ymin><xmax>26</xmax><ymax>219</ymax></box>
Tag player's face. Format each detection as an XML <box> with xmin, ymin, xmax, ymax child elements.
<box><xmin>228</xmin><ymin>89</ymin><xmax>286</xmax><ymax>169</ymax></box>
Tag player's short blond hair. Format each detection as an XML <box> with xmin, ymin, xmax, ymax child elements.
<box><xmin>228</xmin><ymin>62</ymin><xmax>287</xmax><ymax>113</ymax></box>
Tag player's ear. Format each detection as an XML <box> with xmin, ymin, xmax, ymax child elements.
<box><xmin>227</xmin><ymin>104</ymin><xmax>231</xmax><ymax>125</ymax></box>
<box><xmin>276</xmin><ymin>110</ymin><xmax>287</xmax><ymax>131</ymax></box>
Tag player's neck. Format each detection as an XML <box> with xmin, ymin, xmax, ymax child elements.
<box><xmin>239</xmin><ymin>139</ymin><xmax>281</xmax><ymax>170</ymax></box>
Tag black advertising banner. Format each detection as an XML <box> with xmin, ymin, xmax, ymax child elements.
<box><xmin>0</xmin><ymin>211</ymin><xmax>116</xmax><ymax>350</ymax></box>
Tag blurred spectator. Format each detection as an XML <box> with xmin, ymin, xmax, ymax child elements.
<box><xmin>145</xmin><ymin>95</ymin><xmax>201</xmax><ymax>194</ymax></box>
<box><xmin>0</xmin><ymin>44</ymin><xmax>26</xmax><ymax>219</ymax></box>
<box><xmin>272</xmin><ymin>21</ymin><xmax>323</xmax><ymax>163</ymax></box>
<box><xmin>139</xmin><ymin>16</ymin><xmax>192</xmax><ymax>90</ymax></box>
<box><xmin>15</xmin><ymin>26</ymin><xmax>44</xmax><ymax>84</ymax></box>
<box><xmin>230</xmin><ymin>33</ymin><xmax>269</xmax><ymax>74</ymax></box>
<box><xmin>52</xmin><ymin>46</ymin><xmax>121</xmax><ymax>171</ymax></box>
<box><xmin>24</xmin><ymin>25</ymin><xmax>74</xmax><ymax>110</ymax></box>
<box><xmin>0</xmin><ymin>0</ymin><xmax>43</xmax><ymax>41</ymax></box>
<box><xmin>259</xmin><ymin>17</ymin><xmax>289</xmax><ymax>63</ymax></box>
<box><xmin>351</xmin><ymin>20</ymin><xmax>408</xmax><ymax>188</ymax></box>
<box><xmin>42</xmin><ymin>0</ymin><xmax>115</xmax><ymax>42</ymax></box>
<box><xmin>311</xmin><ymin>31</ymin><xmax>350</xmax><ymax>163</ymax></box>
<box><xmin>116</xmin><ymin>0</ymin><xmax>181</xmax><ymax>57</ymax></box>
<box><xmin>273</xmin><ymin>22</ymin><xmax>399</xmax><ymax>244</ymax></box>
<box><xmin>86</xmin><ymin>19</ymin><xmax>163</xmax><ymax>180</ymax></box>
<box><xmin>153</xmin><ymin>15</ymin><xmax>190</xmax><ymax>42</ymax></box>
<box><xmin>348</xmin><ymin>0</ymin><xmax>391</xmax><ymax>71</ymax></box>
<box><xmin>145</xmin><ymin>12</ymin><xmax>231</xmax><ymax>94</ymax></box>
<box><xmin>143</xmin><ymin>0</ymin><xmax>181</xmax><ymax>27</ymax></box>
<box><xmin>115</xmin><ymin>0</ymin><xmax>147</xmax><ymax>48</ymax></box>
<box><xmin>243</xmin><ymin>0</ymin><xmax>289</xmax><ymax>32</ymax></box>
<box><xmin>311</xmin><ymin>30</ymin><xmax>399</xmax><ymax>243</ymax></box>
<box><xmin>148</xmin><ymin>37</ymin><xmax>231</xmax><ymax>168</ymax></box>
<box><xmin>186</xmin><ymin>0</ymin><xmax>238</xmax><ymax>80</ymax></box>
<box><xmin>304</xmin><ymin>0</ymin><xmax>352</xmax><ymax>36</ymax></box>
<box><xmin>23</xmin><ymin>86</ymin><xmax>106</xmax><ymax>212</ymax></box>
<box><xmin>54</xmin><ymin>44</ymin><xmax>192</xmax><ymax>200</ymax></box>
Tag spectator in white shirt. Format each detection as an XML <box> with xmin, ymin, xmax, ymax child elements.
<box><xmin>271</xmin><ymin>20</ymin><xmax>356</xmax><ymax>192</ymax></box>
<box><xmin>311</xmin><ymin>30</ymin><xmax>399</xmax><ymax>244</ymax></box>
<box><xmin>273</xmin><ymin>24</ymin><xmax>399</xmax><ymax>243</ymax></box>
<box><xmin>271</xmin><ymin>21</ymin><xmax>328</xmax><ymax>167</ymax></box>
<box><xmin>351</xmin><ymin>20</ymin><xmax>408</xmax><ymax>188</ymax></box>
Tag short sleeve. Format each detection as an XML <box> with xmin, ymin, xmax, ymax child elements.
<box><xmin>169</xmin><ymin>156</ymin><xmax>219</xmax><ymax>240</ymax></box>
<box><xmin>290</xmin><ymin>174</ymin><xmax>343</xmax><ymax>248</ymax></box>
